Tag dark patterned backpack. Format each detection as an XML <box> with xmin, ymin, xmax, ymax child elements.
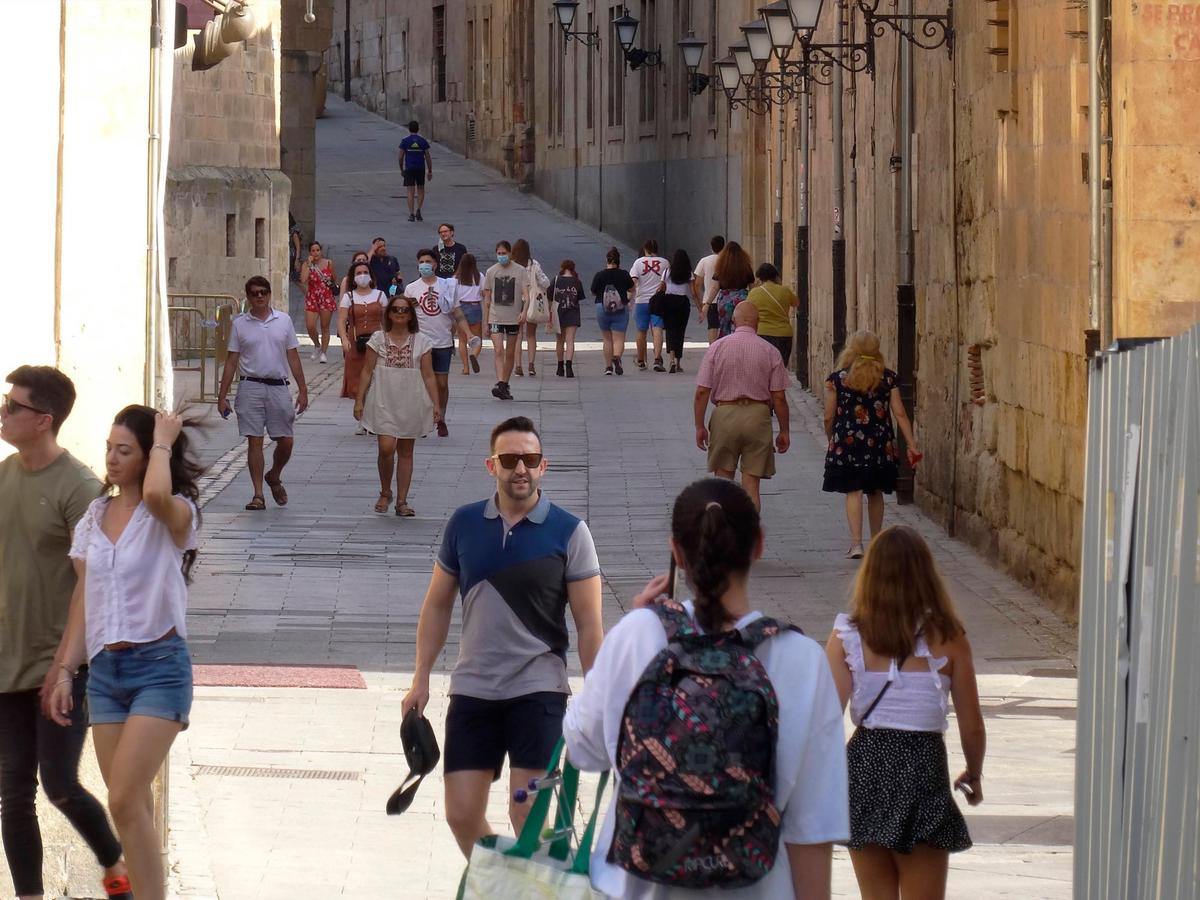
<box><xmin>609</xmin><ymin>599</ymin><xmax>798</xmax><ymax>889</ymax></box>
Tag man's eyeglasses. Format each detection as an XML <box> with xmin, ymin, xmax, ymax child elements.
<box><xmin>2</xmin><ymin>394</ymin><xmax>50</xmax><ymax>416</ymax></box>
<box><xmin>248</xmin><ymin>288</ymin><xmax>270</xmax><ymax>298</ymax></box>
<box><xmin>491</xmin><ymin>453</ymin><xmax>543</xmax><ymax>470</ymax></box>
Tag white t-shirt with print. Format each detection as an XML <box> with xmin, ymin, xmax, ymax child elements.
<box><xmin>404</xmin><ymin>277</ymin><xmax>460</xmax><ymax>348</ymax></box>
<box><xmin>563</xmin><ymin>601</ymin><xmax>850</xmax><ymax>899</ymax></box>
<box><xmin>453</xmin><ymin>279</ymin><xmax>483</xmax><ymax>304</ymax></box>
<box><xmin>630</xmin><ymin>256</ymin><xmax>670</xmax><ymax>304</ymax></box>
<box><xmin>693</xmin><ymin>253</ymin><xmax>719</xmax><ymax>306</ymax></box>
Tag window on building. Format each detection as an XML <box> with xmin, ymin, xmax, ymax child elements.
<box><xmin>225</xmin><ymin>214</ymin><xmax>236</xmax><ymax>258</ymax></box>
<box><xmin>483</xmin><ymin>18</ymin><xmax>492</xmax><ymax>100</ymax></box>
<box><xmin>639</xmin><ymin>0</ymin><xmax>657</xmax><ymax>124</ymax></box>
<box><xmin>607</xmin><ymin>6</ymin><xmax>624</xmax><ymax>128</ymax></box>
<box><xmin>585</xmin><ymin>12</ymin><xmax>595</xmax><ymax>129</ymax></box>
<box><xmin>254</xmin><ymin>218</ymin><xmax>265</xmax><ymax>259</ymax></box>
<box><xmin>433</xmin><ymin>5</ymin><xmax>447</xmax><ymax>102</ymax></box>
<box><xmin>467</xmin><ymin>19</ymin><xmax>476</xmax><ymax>101</ymax></box>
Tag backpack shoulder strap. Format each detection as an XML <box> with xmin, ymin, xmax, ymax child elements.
<box><xmin>651</xmin><ymin>599</ymin><xmax>697</xmax><ymax>642</ymax></box>
<box><xmin>738</xmin><ymin>616</ymin><xmax>803</xmax><ymax>649</ymax></box>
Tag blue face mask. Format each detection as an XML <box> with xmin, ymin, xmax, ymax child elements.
<box><xmin>497</xmin><ymin>254</ymin><xmax>510</xmax><ymax>266</ymax></box>
<box><xmin>418</xmin><ymin>262</ymin><xmax>435</xmax><ymax>277</ymax></box>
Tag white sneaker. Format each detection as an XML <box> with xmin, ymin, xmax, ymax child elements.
<box><xmin>319</xmin><ymin>352</ymin><xmax>328</xmax><ymax>364</ymax></box>
<box><xmin>310</xmin><ymin>348</ymin><xmax>320</xmax><ymax>361</ymax></box>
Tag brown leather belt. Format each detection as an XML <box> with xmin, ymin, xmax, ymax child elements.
<box><xmin>104</xmin><ymin>628</ymin><xmax>178</xmax><ymax>652</ymax></box>
<box><xmin>716</xmin><ymin>398</ymin><xmax>769</xmax><ymax>406</ymax></box>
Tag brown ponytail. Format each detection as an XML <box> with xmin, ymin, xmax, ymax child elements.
<box><xmin>671</xmin><ymin>478</ymin><xmax>760</xmax><ymax>634</ymax></box>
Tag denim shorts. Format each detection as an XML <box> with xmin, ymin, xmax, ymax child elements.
<box><xmin>87</xmin><ymin>633</ymin><xmax>193</xmax><ymax>729</ymax></box>
<box><xmin>633</xmin><ymin>303</ymin><xmax>665</xmax><ymax>333</ymax></box>
<box><xmin>460</xmin><ymin>302</ymin><xmax>483</xmax><ymax>326</ymax></box>
<box><xmin>429</xmin><ymin>346</ymin><xmax>453</xmax><ymax>374</ymax></box>
<box><xmin>595</xmin><ymin>302</ymin><xmax>629</xmax><ymax>333</ymax></box>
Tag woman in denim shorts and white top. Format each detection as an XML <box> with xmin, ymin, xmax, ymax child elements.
<box><xmin>49</xmin><ymin>405</ymin><xmax>202</xmax><ymax>900</ymax></box>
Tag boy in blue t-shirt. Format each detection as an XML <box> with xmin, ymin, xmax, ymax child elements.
<box><xmin>398</xmin><ymin>120</ymin><xmax>432</xmax><ymax>222</ymax></box>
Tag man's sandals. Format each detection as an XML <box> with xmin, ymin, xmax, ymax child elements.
<box><xmin>245</xmin><ymin>495</ymin><xmax>266</xmax><ymax>510</ymax></box>
<box><xmin>264</xmin><ymin>476</ymin><xmax>288</xmax><ymax>506</ymax></box>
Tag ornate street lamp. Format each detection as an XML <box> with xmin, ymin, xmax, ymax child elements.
<box><xmin>786</xmin><ymin>0</ymin><xmax>825</xmax><ymax>30</ymax></box>
<box><xmin>678</xmin><ymin>33</ymin><xmax>711</xmax><ymax>95</ymax></box>
<box><xmin>613</xmin><ymin>7</ymin><xmax>663</xmax><ymax>69</ymax></box>
<box><xmin>553</xmin><ymin>0</ymin><xmax>600</xmax><ymax>48</ymax></box>
<box><xmin>730</xmin><ymin>42</ymin><xmax>756</xmax><ymax>79</ymax></box>
<box><xmin>760</xmin><ymin>1</ymin><xmax>800</xmax><ymax>59</ymax></box>
<box><xmin>739</xmin><ymin>20</ymin><xmax>774</xmax><ymax>72</ymax></box>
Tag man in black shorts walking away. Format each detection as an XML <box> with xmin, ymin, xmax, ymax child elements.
<box><xmin>399</xmin><ymin>120</ymin><xmax>432</xmax><ymax>222</ymax></box>
<box><xmin>401</xmin><ymin>417</ymin><xmax>603</xmax><ymax>857</ymax></box>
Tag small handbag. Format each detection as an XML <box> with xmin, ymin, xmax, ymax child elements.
<box><xmin>648</xmin><ymin>281</ymin><xmax>667</xmax><ymax>318</ymax></box>
<box><xmin>350</xmin><ymin>294</ymin><xmax>377</xmax><ymax>354</ymax></box>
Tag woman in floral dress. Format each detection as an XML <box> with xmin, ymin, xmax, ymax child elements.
<box><xmin>822</xmin><ymin>331</ymin><xmax>920</xmax><ymax>559</ymax></box>
<box><xmin>353</xmin><ymin>293</ymin><xmax>439</xmax><ymax>517</ymax></box>
<box><xmin>299</xmin><ymin>241</ymin><xmax>337</xmax><ymax>363</ymax></box>
<box><xmin>712</xmin><ymin>240</ymin><xmax>755</xmax><ymax>338</ymax></box>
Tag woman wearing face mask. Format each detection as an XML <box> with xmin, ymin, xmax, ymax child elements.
<box><xmin>49</xmin><ymin>407</ymin><xmax>203</xmax><ymax>900</ymax></box>
<box><xmin>337</xmin><ymin>262</ymin><xmax>387</xmax><ymax>433</ymax></box>
<box><xmin>299</xmin><ymin>241</ymin><xmax>338</xmax><ymax>363</ymax></box>
<box><xmin>338</xmin><ymin>250</ymin><xmax>370</xmax><ymax>297</ymax></box>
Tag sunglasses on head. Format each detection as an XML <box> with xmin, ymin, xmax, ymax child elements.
<box><xmin>248</xmin><ymin>288</ymin><xmax>270</xmax><ymax>298</ymax></box>
<box><xmin>492</xmin><ymin>452</ymin><xmax>543</xmax><ymax>470</ymax></box>
<box><xmin>3</xmin><ymin>394</ymin><xmax>50</xmax><ymax>416</ymax></box>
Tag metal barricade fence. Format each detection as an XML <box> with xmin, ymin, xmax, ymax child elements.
<box><xmin>167</xmin><ymin>293</ymin><xmax>241</xmax><ymax>402</ymax></box>
<box><xmin>1075</xmin><ymin>323</ymin><xmax>1199</xmax><ymax>899</ymax></box>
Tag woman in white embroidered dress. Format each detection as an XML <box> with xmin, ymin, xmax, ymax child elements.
<box><xmin>824</xmin><ymin>525</ymin><xmax>985</xmax><ymax>900</ymax></box>
<box><xmin>353</xmin><ymin>293</ymin><xmax>439</xmax><ymax>517</ymax></box>
<box><xmin>47</xmin><ymin>406</ymin><xmax>202</xmax><ymax>900</ymax></box>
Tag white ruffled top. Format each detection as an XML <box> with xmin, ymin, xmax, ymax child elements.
<box><xmin>834</xmin><ymin>612</ymin><xmax>951</xmax><ymax>733</ymax></box>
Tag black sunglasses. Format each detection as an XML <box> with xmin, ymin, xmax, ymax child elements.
<box><xmin>248</xmin><ymin>288</ymin><xmax>270</xmax><ymax>298</ymax></box>
<box><xmin>3</xmin><ymin>394</ymin><xmax>50</xmax><ymax>416</ymax></box>
<box><xmin>492</xmin><ymin>452</ymin><xmax>543</xmax><ymax>470</ymax></box>
<box><xmin>389</xmin><ymin>306</ymin><xmax>412</xmax><ymax>314</ymax></box>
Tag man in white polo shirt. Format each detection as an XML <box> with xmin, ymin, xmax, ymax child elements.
<box><xmin>216</xmin><ymin>276</ymin><xmax>309</xmax><ymax>511</ymax></box>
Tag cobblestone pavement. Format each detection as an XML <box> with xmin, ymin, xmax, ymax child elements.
<box><xmin>166</xmin><ymin>100</ymin><xmax>1077</xmax><ymax>899</ymax></box>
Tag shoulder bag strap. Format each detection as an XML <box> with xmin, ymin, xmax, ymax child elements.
<box><xmin>861</xmin><ymin>653</ymin><xmax>910</xmax><ymax>724</ymax></box>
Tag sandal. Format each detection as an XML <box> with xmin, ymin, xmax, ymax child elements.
<box><xmin>374</xmin><ymin>492</ymin><xmax>393</xmax><ymax>514</ymax></box>
<box><xmin>461</xmin><ymin>366</ymin><xmax>471</xmax><ymax>375</ymax></box>
<box><xmin>245</xmin><ymin>495</ymin><xmax>266</xmax><ymax>511</ymax></box>
<box><xmin>103</xmin><ymin>875</ymin><xmax>134</xmax><ymax>900</ymax></box>
<box><xmin>264</xmin><ymin>476</ymin><xmax>288</xmax><ymax>506</ymax></box>
<box><xmin>395</xmin><ymin>502</ymin><xmax>415</xmax><ymax>517</ymax></box>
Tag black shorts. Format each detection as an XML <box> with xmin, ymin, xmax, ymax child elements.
<box><xmin>444</xmin><ymin>691</ymin><xmax>567</xmax><ymax>780</ymax></box>
<box><xmin>706</xmin><ymin>301</ymin><xmax>720</xmax><ymax>330</ymax></box>
<box><xmin>490</xmin><ymin>323</ymin><xmax>521</xmax><ymax>336</ymax></box>
<box><xmin>402</xmin><ymin>168</ymin><xmax>426</xmax><ymax>187</ymax></box>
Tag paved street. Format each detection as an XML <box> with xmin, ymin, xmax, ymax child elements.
<box><xmin>168</xmin><ymin>100</ymin><xmax>1077</xmax><ymax>899</ymax></box>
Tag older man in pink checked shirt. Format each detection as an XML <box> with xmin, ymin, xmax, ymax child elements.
<box><xmin>693</xmin><ymin>302</ymin><xmax>791</xmax><ymax>510</ymax></box>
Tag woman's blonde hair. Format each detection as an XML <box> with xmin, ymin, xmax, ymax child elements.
<box><xmin>850</xmin><ymin>526</ymin><xmax>964</xmax><ymax>659</ymax></box>
<box><xmin>836</xmin><ymin>330</ymin><xmax>886</xmax><ymax>394</ymax></box>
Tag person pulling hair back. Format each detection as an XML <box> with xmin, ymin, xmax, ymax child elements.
<box><xmin>670</xmin><ymin>476</ymin><xmax>761</xmax><ymax>634</ymax></box>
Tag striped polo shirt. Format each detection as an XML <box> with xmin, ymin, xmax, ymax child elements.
<box><xmin>437</xmin><ymin>492</ymin><xmax>600</xmax><ymax>701</ymax></box>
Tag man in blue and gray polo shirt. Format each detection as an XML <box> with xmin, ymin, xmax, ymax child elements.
<box><xmin>402</xmin><ymin>416</ymin><xmax>603</xmax><ymax>857</ymax></box>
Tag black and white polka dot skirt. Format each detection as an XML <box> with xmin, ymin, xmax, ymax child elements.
<box><xmin>846</xmin><ymin>726</ymin><xmax>972</xmax><ymax>854</ymax></box>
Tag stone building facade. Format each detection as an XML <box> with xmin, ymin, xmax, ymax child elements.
<box><xmin>167</xmin><ymin>0</ymin><xmax>291</xmax><ymax>303</ymax></box>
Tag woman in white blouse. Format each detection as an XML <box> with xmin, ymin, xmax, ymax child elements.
<box><xmin>48</xmin><ymin>406</ymin><xmax>202</xmax><ymax>900</ymax></box>
<box><xmin>563</xmin><ymin>478</ymin><xmax>849</xmax><ymax>899</ymax></box>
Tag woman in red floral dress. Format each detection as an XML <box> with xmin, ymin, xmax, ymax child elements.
<box><xmin>300</xmin><ymin>241</ymin><xmax>338</xmax><ymax>363</ymax></box>
<box><xmin>822</xmin><ymin>331</ymin><xmax>920</xmax><ymax>559</ymax></box>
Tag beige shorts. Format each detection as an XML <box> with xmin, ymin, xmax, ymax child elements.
<box><xmin>707</xmin><ymin>400</ymin><xmax>775</xmax><ymax>478</ymax></box>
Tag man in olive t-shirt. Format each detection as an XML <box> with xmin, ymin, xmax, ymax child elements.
<box><xmin>0</xmin><ymin>365</ymin><xmax>128</xmax><ymax>897</ymax></box>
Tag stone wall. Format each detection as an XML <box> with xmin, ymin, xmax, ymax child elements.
<box><xmin>773</xmin><ymin>1</ymin><xmax>1200</xmax><ymax>615</ymax></box>
<box><xmin>166</xmin><ymin>0</ymin><xmax>292</xmax><ymax>305</ymax></box>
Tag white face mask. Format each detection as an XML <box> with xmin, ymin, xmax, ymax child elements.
<box><xmin>354</xmin><ymin>273</ymin><xmax>371</xmax><ymax>287</ymax></box>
